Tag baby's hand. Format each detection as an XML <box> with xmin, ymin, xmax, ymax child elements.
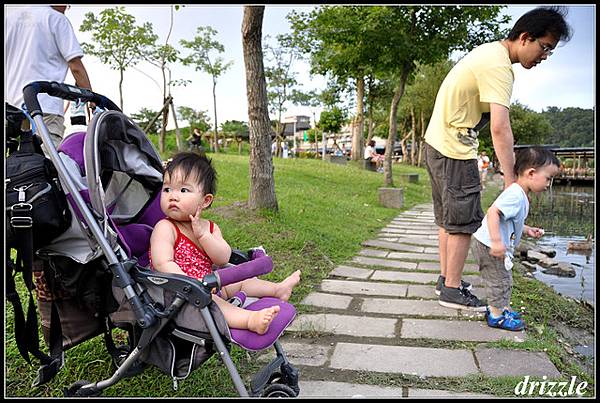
<box><xmin>190</xmin><ymin>207</ymin><xmax>210</xmax><ymax>240</ymax></box>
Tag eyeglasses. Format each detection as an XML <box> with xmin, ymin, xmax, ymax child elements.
<box><xmin>535</xmin><ymin>38</ymin><xmax>554</xmax><ymax>56</ymax></box>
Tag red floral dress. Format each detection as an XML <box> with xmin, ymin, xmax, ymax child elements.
<box><xmin>150</xmin><ymin>219</ymin><xmax>214</xmax><ymax>280</ymax></box>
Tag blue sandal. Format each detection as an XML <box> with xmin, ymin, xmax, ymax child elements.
<box><xmin>486</xmin><ymin>309</ymin><xmax>525</xmax><ymax>331</ymax></box>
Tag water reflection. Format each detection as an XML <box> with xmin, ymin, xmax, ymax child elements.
<box><xmin>526</xmin><ymin>185</ymin><xmax>595</xmax><ymax>304</ymax></box>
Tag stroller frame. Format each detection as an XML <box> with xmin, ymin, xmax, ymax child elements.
<box><xmin>22</xmin><ymin>81</ymin><xmax>299</xmax><ymax>397</ymax></box>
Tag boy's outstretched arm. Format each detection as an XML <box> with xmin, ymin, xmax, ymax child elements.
<box><xmin>523</xmin><ymin>225</ymin><xmax>545</xmax><ymax>238</ymax></box>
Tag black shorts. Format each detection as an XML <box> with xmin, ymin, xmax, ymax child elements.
<box><xmin>424</xmin><ymin>142</ymin><xmax>484</xmax><ymax>234</ymax></box>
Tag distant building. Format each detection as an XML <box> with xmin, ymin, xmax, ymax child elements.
<box><xmin>282</xmin><ymin>115</ymin><xmax>311</xmax><ymax>137</ymax></box>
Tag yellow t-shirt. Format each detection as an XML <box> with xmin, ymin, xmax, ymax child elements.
<box><xmin>425</xmin><ymin>41</ymin><xmax>514</xmax><ymax>160</ymax></box>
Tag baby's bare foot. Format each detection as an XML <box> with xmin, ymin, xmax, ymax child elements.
<box><xmin>248</xmin><ymin>305</ymin><xmax>280</xmax><ymax>335</ymax></box>
<box><xmin>275</xmin><ymin>270</ymin><xmax>301</xmax><ymax>302</ymax></box>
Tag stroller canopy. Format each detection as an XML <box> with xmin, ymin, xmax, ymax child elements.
<box><xmin>40</xmin><ymin>111</ymin><xmax>164</xmax><ymax>264</ymax></box>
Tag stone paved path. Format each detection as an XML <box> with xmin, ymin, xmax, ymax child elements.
<box><xmin>266</xmin><ymin>203</ymin><xmax>562</xmax><ymax>398</ymax></box>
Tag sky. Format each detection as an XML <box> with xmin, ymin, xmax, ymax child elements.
<box><xmin>5</xmin><ymin>4</ymin><xmax>596</xmax><ymax>131</ymax></box>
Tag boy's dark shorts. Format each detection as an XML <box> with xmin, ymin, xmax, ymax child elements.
<box><xmin>424</xmin><ymin>142</ymin><xmax>484</xmax><ymax>234</ymax></box>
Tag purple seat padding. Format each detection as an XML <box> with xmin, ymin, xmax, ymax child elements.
<box><xmin>117</xmin><ymin>223</ymin><xmax>154</xmax><ymax>267</ymax></box>
<box><xmin>229</xmin><ymin>297</ymin><xmax>296</xmax><ymax>351</ymax></box>
<box><xmin>58</xmin><ymin>131</ymin><xmax>87</xmax><ymax>175</ymax></box>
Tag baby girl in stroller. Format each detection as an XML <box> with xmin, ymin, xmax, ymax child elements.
<box><xmin>149</xmin><ymin>151</ymin><xmax>302</xmax><ymax>335</ymax></box>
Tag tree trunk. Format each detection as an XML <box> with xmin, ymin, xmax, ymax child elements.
<box><xmin>119</xmin><ymin>69</ymin><xmax>124</xmax><ymax>111</ymax></box>
<box><xmin>242</xmin><ymin>6</ymin><xmax>278</xmax><ymax>211</ymax></box>
<box><xmin>418</xmin><ymin>110</ymin><xmax>425</xmax><ymax>167</ymax></box>
<box><xmin>384</xmin><ymin>66</ymin><xmax>411</xmax><ymax>187</ymax></box>
<box><xmin>410</xmin><ymin>106</ymin><xmax>416</xmax><ymax>166</ymax></box>
<box><xmin>400</xmin><ymin>130</ymin><xmax>411</xmax><ymax>162</ymax></box>
<box><xmin>170</xmin><ymin>98</ymin><xmax>182</xmax><ymax>151</ymax></box>
<box><xmin>212</xmin><ymin>79</ymin><xmax>219</xmax><ymax>153</ymax></box>
<box><xmin>160</xmin><ymin>96</ymin><xmax>169</xmax><ymax>153</ymax></box>
<box><xmin>351</xmin><ymin>76</ymin><xmax>365</xmax><ymax>161</ymax></box>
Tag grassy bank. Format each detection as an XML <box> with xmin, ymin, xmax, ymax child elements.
<box><xmin>5</xmin><ymin>155</ymin><xmax>431</xmax><ymax>397</ymax></box>
<box><xmin>5</xmin><ymin>156</ymin><xmax>594</xmax><ymax>397</ymax></box>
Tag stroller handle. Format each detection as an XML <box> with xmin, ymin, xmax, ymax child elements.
<box><xmin>23</xmin><ymin>81</ymin><xmax>120</xmax><ymax>117</ymax></box>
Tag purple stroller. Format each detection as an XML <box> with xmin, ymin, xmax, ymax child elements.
<box><xmin>21</xmin><ymin>81</ymin><xmax>300</xmax><ymax>397</ymax></box>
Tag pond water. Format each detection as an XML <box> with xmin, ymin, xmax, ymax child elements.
<box><xmin>525</xmin><ymin>184</ymin><xmax>595</xmax><ymax>305</ymax></box>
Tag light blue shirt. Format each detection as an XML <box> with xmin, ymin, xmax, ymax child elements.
<box><xmin>473</xmin><ymin>183</ymin><xmax>529</xmax><ymax>266</ymax></box>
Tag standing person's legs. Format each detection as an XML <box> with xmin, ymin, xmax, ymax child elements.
<box><xmin>425</xmin><ymin>143</ymin><xmax>484</xmax><ymax>310</ymax></box>
<box><xmin>445</xmin><ymin>233</ymin><xmax>472</xmax><ymax>287</ymax></box>
<box><xmin>424</xmin><ymin>143</ymin><xmax>447</xmax><ymax>278</ymax></box>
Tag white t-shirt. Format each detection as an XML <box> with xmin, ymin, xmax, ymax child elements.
<box><xmin>364</xmin><ymin>145</ymin><xmax>375</xmax><ymax>160</ymax></box>
<box><xmin>473</xmin><ymin>183</ymin><xmax>529</xmax><ymax>269</ymax></box>
<box><xmin>6</xmin><ymin>6</ymin><xmax>84</xmax><ymax>116</ymax></box>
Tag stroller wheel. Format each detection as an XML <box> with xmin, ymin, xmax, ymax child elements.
<box><xmin>64</xmin><ymin>380</ymin><xmax>102</xmax><ymax>397</ymax></box>
<box><xmin>261</xmin><ymin>383</ymin><xmax>297</xmax><ymax>398</ymax></box>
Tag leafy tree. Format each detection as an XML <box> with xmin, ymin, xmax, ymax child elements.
<box><xmin>288</xmin><ymin>6</ymin><xmax>379</xmax><ymax>162</ymax></box>
<box><xmin>131</xmin><ymin>107</ymin><xmax>162</xmax><ymax>135</ymax></box>
<box><xmin>366</xmin><ymin>6</ymin><xmax>509</xmax><ymax>186</ymax></box>
<box><xmin>144</xmin><ymin>5</ymin><xmax>185</xmax><ymax>153</ymax></box>
<box><xmin>264</xmin><ymin>34</ymin><xmax>305</xmax><ymax>157</ymax></box>
<box><xmin>318</xmin><ymin>106</ymin><xmax>347</xmax><ymax>155</ymax></box>
<box><xmin>180</xmin><ymin>26</ymin><xmax>233</xmax><ymax>153</ymax></box>
<box><xmin>318</xmin><ymin>106</ymin><xmax>346</xmax><ymax>134</ymax></box>
<box><xmin>542</xmin><ymin>107</ymin><xmax>594</xmax><ymax>147</ymax></box>
<box><xmin>478</xmin><ymin>102</ymin><xmax>554</xmax><ymax>159</ymax></box>
<box><xmin>399</xmin><ymin>59</ymin><xmax>455</xmax><ymax>166</ymax></box>
<box><xmin>242</xmin><ymin>6</ymin><xmax>278</xmax><ymax>211</ymax></box>
<box><xmin>220</xmin><ymin>120</ymin><xmax>249</xmax><ymax>154</ymax></box>
<box><xmin>80</xmin><ymin>6</ymin><xmax>157</xmax><ymax>111</ymax></box>
<box><xmin>177</xmin><ymin>106</ymin><xmax>212</xmax><ymax>133</ymax></box>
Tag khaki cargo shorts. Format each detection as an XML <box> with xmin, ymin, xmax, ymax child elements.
<box><xmin>424</xmin><ymin>142</ymin><xmax>484</xmax><ymax>234</ymax></box>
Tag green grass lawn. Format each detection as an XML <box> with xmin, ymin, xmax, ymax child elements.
<box><xmin>5</xmin><ymin>155</ymin><xmax>432</xmax><ymax>397</ymax></box>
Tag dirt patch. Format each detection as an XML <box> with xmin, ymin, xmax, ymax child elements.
<box><xmin>211</xmin><ymin>201</ymin><xmax>266</xmax><ymax>224</ymax></box>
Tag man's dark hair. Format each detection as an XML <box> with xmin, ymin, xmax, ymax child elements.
<box><xmin>507</xmin><ymin>6</ymin><xmax>572</xmax><ymax>43</ymax></box>
<box><xmin>514</xmin><ymin>147</ymin><xmax>560</xmax><ymax>177</ymax></box>
<box><xmin>164</xmin><ymin>151</ymin><xmax>217</xmax><ymax>197</ymax></box>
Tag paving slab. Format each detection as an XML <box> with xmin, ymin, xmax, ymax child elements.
<box><xmin>258</xmin><ymin>341</ymin><xmax>332</xmax><ymax>367</ymax></box>
<box><xmin>389</xmin><ymin>220</ymin><xmax>438</xmax><ymax>226</ymax></box>
<box><xmin>406</xmin><ymin>284</ymin><xmax>486</xmax><ymax>300</ymax></box>
<box><xmin>301</xmin><ymin>292</ymin><xmax>354</xmax><ymax>309</ymax></box>
<box><xmin>288</xmin><ymin>314</ymin><xmax>397</xmax><ymax>338</ymax></box>
<box><xmin>387</xmin><ymin>251</ymin><xmax>440</xmax><ymax>261</ymax></box>
<box><xmin>352</xmin><ymin>256</ymin><xmax>417</xmax><ymax>270</ymax></box>
<box><xmin>475</xmin><ymin>348</ymin><xmax>561</xmax><ymax>378</ymax></box>
<box><xmin>361</xmin><ymin>298</ymin><xmax>459</xmax><ymax>317</ymax></box>
<box><xmin>362</xmin><ymin>239</ymin><xmax>425</xmax><ymax>253</ymax></box>
<box><xmin>381</xmin><ymin>228</ymin><xmax>439</xmax><ymax>236</ymax></box>
<box><xmin>329</xmin><ymin>265</ymin><xmax>373</xmax><ymax>279</ymax></box>
<box><xmin>298</xmin><ymin>380</ymin><xmax>404</xmax><ymax>398</ymax></box>
<box><xmin>418</xmin><ymin>261</ymin><xmax>479</xmax><ymax>272</ymax></box>
<box><xmin>358</xmin><ymin>248</ymin><xmax>389</xmax><ymax>258</ymax></box>
<box><xmin>371</xmin><ymin>270</ymin><xmax>440</xmax><ymax>284</ymax></box>
<box><xmin>408</xmin><ymin>388</ymin><xmax>493</xmax><ymax>398</ymax></box>
<box><xmin>321</xmin><ymin>279</ymin><xmax>408</xmax><ymax>297</ymax></box>
<box><xmin>400</xmin><ymin>318</ymin><xmax>526</xmax><ymax>343</ymax></box>
<box><xmin>379</xmin><ymin>232</ymin><xmax>438</xmax><ymax>240</ymax></box>
<box><xmin>406</xmin><ymin>284</ymin><xmax>439</xmax><ymax>299</ymax></box>
<box><xmin>329</xmin><ymin>342</ymin><xmax>479</xmax><ymax>377</ymax></box>
<box><xmin>387</xmin><ymin>237</ymin><xmax>440</xmax><ymax>247</ymax></box>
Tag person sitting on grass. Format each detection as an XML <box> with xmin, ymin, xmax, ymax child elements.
<box><xmin>471</xmin><ymin>147</ymin><xmax>560</xmax><ymax>331</ymax></box>
<box><xmin>149</xmin><ymin>152</ymin><xmax>301</xmax><ymax>334</ymax></box>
